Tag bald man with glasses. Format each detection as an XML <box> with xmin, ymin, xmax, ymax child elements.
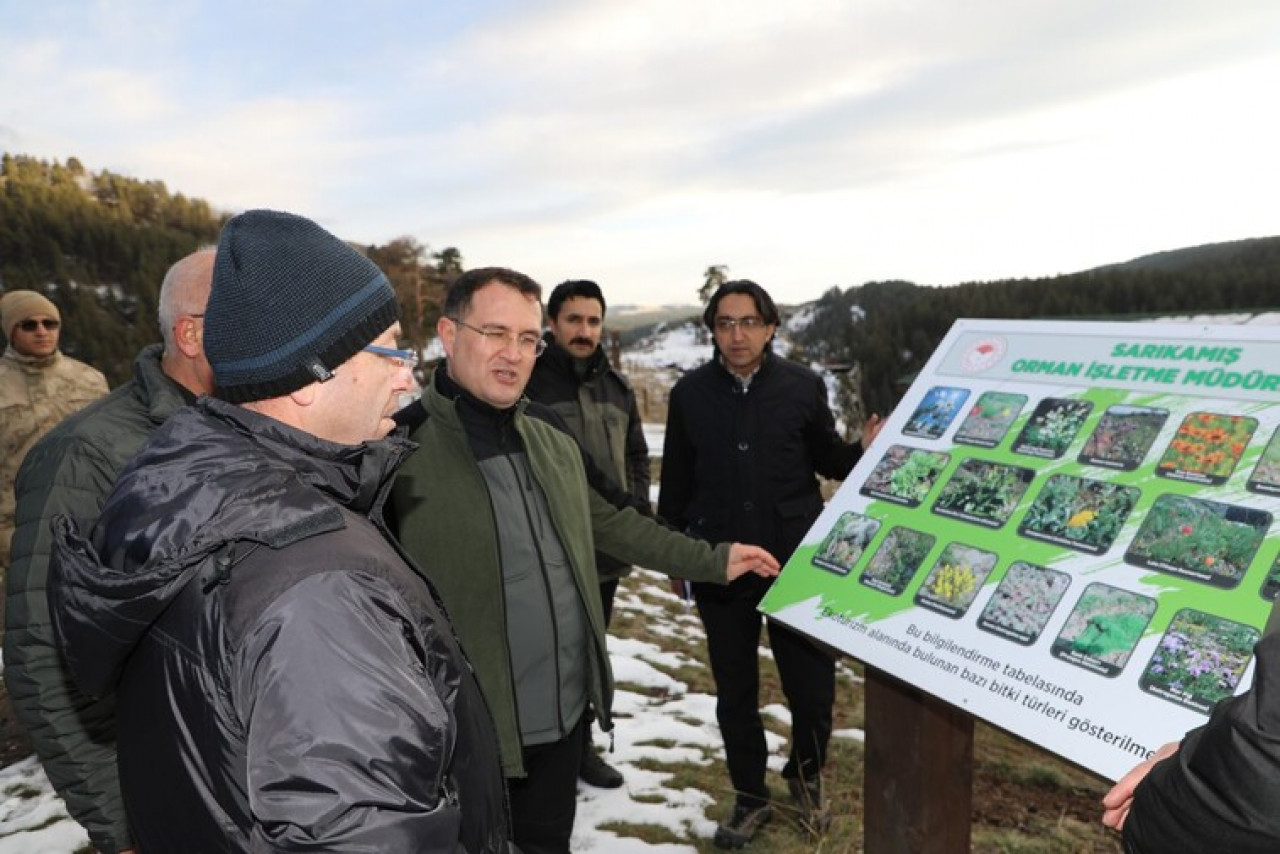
<box><xmin>0</xmin><ymin>290</ymin><xmax>107</xmax><ymax>580</ymax></box>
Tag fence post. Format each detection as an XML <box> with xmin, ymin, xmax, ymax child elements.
<box><xmin>863</xmin><ymin>667</ymin><xmax>974</xmax><ymax>853</ymax></box>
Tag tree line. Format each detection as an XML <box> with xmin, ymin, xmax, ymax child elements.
<box><xmin>0</xmin><ymin>154</ymin><xmax>462</xmax><ymax>385</ymax></box>
<box><xmin>785</xmin><ymin>240</ymin><xmax>1280</xmax><ymax>416</ymax></box>
<box><xmin>4</xmin><ymin>152</ymin><xmax>1277</xmax><ymax>412</ymax></box>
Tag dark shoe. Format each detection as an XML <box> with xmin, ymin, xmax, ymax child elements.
<box><xmin>579</xmin><ymin>748</ymin><xmax>624</xmax><ymax>789</ymax></box>
<box><xmin>787</xmin><ymin>777</ymin><xmax>832</xmax><ymax>834</ymax></box>
<box><xmin>713</xmin><ymin>801</ymin><xmax>772</xmax><ymax>849</ymax></box>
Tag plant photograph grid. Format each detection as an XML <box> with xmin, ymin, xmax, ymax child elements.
<box><xmin>1012</xmin><ymin>397</ymin><xmax>1094</xmax><ymax>459</ymax></box>
<box><xmin>1124</xmin><ymin>494</ymin><xmax>1271</xmax><ymax>588</ymax></box>
<box><xmin>859</xmin><ymin>444</ymin><xmax>951</xmax><ymax>507</ymax></box>
<box><xmin>1017</xmin><ymin>474</ymin><xmax>1141</xmax><ymax>556</ymax></box>
<box><xmin>1077</xmin><ymin>404</ymin><xmax>1170</xmax><ymax>471</ymax></box>
<box><xmin>953</xmin><ymin>391</ymin><xmax>1028</xmax><ymax>448</ymax></box>
<box><xmin>1156</xmin><ymin>411</ymin><xmax>1258</xmax><ymax>485</ymax></box>
<box><xmin>901</xmin><ymin>386</ymin><xmax>971</xmax><ymax>440</ymax></box>
<box><xmin>914</xmin><ymin>542</ymin><xmax>999</xmax><ymax>619</ymax></box>
<box><xmin>1050</xmin><ymin>582</ymin><xmax>1157</xmax><ymax>677</ymax></box>
<box><xmin>1246</xmin><ymin>425</ymin><xmax>1280</xmax><ymax>495</ymax></box>
<box><xmin>1139</xmin><ymin>608</ymin><xmax>1260</xmax><ymax>714</ymax></box>
<box><xmin>1261</xmin><ymin>552</ymin><xmax>1280</xmax><ymax>602</ymax></box>
<box><xmin>977</xmin><ymin>561</ymin><xmax>1072</xmax><ymax>646</ymax></box>
<box><xmin>931</xmin><ymin>458</ymin><xmax>1036</xmax><ymax>528</ymax></box>
<box><xmin>811</xmin><ymin>510</ymin><xmax>883</xmax><ymax>576</ymax></box>
<box><xmin>859</xmin><ymin>526</ymin><xmax>937</xmax><ymax>596</ymax></box>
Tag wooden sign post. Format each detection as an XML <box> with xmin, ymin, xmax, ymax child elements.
<box><xmin>864</xmin><ymin>667</ymin><xmax>974</xmax><ymax>853</ymax></box>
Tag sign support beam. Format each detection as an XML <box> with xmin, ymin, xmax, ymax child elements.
<box><xmin>864</xmin><ymin>667</ymin><xmax>974</xmax><ymax>854</ymax></box>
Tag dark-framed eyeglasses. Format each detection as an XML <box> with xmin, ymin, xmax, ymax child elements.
<box><xmin>714</xmin><ymin>316</ymin><xmax>766</xmax><ymax>332</ymax></box>
<box><xmin>18</xmin><ymin>318</ymin><xmax>61</xmax><ymax>332</ymax></box>
<box><xmin>362</xmin><ymin>344</ymin><xmax>420</xmax><ymax>369</ymax></box>
<box><xmin>450</xmin><ymin>317</ymin><xmax>547</xmax><ymax>357</ymax></box>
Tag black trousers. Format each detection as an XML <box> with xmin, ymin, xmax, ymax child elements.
<box><xmin>507</xmin><ymin>716</ymin><xmax>586</xmax><ymax>854</ymax></box>
<box><xmin>600</xmin><ymin>578</ymin><xmax>619</xmax><ymax>626</ymax></box>
<box><xmin>582</xmin><ymin>579</ymin><xmax>620</xmax><ymax>739</ymax></box>
<box><xmin>695</xmin><ymin>589</ymin><xmax>836</xmax><ymax>808</ymax></box>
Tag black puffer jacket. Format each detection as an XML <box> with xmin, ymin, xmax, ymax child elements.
<box><xmin>659</xmin><ymin>351</ymin><xmax>862</xmax><ymax>600</ymax></box>
<box><xmin>49</xmin><ymin>398</ymin><xmax>512</xmax><ymax>853</ymax></box>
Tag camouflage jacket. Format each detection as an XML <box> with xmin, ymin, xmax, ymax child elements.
<box><xmin>0</xmin><ymin>346</ymin><xmax>108</xmax><ymax>570</ymax></box>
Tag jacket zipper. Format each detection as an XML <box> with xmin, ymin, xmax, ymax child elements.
<box><xmin>503</xmin><ymin>451</ymin><xmax>568</xmax><ymax>740</ymax></box>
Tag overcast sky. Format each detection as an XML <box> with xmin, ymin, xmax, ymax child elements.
<box><xmin>3</xmin><ymin>1</ymin><xmax>1279</xmax><ymax>306</ymax></box>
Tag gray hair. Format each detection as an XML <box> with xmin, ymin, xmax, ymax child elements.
<box><xmin>158</xmin><ymin>246</ymin><xmax>216</xmax><ymax>353</ymax></box>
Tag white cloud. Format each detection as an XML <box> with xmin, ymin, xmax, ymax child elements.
<box><xmin>2</xmin><ymin>0</ymin><xmax>1279</xmax><ymax>303</ymax></box>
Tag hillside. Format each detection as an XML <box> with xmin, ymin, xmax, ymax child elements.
<box><xmin>3</xmin><ymin>151</ymin><xmax>1277</xmax><ymax>417</ymax></box>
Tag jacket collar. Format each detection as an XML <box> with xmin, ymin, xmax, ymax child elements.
<box><xmin>3</xmin><ymin>344</ymin><xmax>61</xmax><ymax>370</ymax></box>
<box><xmin>712</xmin><ymin>346</ymin><xmax>776</xmax><ymax>390</ymax></box>
<box><xmin>195</xmin><ymin>396</ymin><xmax>416</xmax><ymax>517</ymax></box>
<box><xmin>539</xmin><ymin>332</ymin><xmax>609</xmax><ymax>381</ymax></box>
<box><xmin>131</xmin><ymin>343</ymin><xmax>194</xmax><ymax>425</ymax></box>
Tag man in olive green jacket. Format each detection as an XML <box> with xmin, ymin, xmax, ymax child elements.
<box><xmin>392</xmin><ymin>266</ymin><xmax>779</xmax><ymax>854</ymax></box>
<box><xmin>4</xmin><ymin>249</ymin><xmax>214</xmax><ymax>854</ymax></box>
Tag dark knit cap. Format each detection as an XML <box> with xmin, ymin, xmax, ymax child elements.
<box><xmin>206</xmin><ymin>209</ymin><xmax>398</xmax><ymax>403</ymax></box>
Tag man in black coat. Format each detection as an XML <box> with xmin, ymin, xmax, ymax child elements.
<box><xmin>659</xmin><ymin>280</ymin><xmax>881</xmax><ymax>849</ymax></box>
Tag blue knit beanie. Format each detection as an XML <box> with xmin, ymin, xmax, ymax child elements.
<box><xmin>206</xmin><ymin>209</ymin><xmax>398</xmax><ymax>403</ymax></box>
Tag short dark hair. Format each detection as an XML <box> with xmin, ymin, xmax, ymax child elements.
<box><xmin>547</xmin><ymin>280</ymin><xmax>606</xmax><ymax>321</ymax></box>
<box><xmin>702</xmin><ymin>280</ymin><xmax>780</xmax><ymax>331</ymax></box>
<box><xmin>444</xmin><ymin>267</ymin><xmax>543</xmax><ymax>319</ymax></box>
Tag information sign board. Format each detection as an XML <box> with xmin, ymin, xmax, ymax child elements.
<box><xmin>759</xmin><ymin>319</ymin><xmax>1280</xmax><ymax>780</ymax></box>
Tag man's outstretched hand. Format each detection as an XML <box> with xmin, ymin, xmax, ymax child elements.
<box><xmin>725</xmin><ymin>544</ymin><xmax>781</xmax><ymax>581</ymax></box>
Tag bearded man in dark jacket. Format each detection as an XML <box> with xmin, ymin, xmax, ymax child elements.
<box><xmin>659</xmin><ymin>280</ymin><xmax>882</xmax><ymax>849</ymax></box>
<box><xmin>523</xmin><ymin>278</ymin><xmax>648</xmax><ymax>790</ymax></box>
<box><xmin>48</xmin><ymin>210</ymin><xmax>513</xmax><ymax>853</ymax></box>
<box><xmin>5</xmin><ymin>248</ymin><xmax>215</xmax><ymax>854</ymax></box>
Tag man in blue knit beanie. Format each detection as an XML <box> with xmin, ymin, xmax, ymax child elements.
<box><xmin>48</xmin><ymin>210</ymin><xmax>515</xmax><ymax>853</ymax></box>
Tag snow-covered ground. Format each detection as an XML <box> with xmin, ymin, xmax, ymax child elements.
<box><xmin>0</xmin><ymin>571</ymin><xmax>863</xmax><ymax>853</ymax></box>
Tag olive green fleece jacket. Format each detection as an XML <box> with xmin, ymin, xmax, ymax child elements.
<box><xmin>392</xmin><ymin>382</ymin><xmax>730</xmax><ymax>777</ymax></box>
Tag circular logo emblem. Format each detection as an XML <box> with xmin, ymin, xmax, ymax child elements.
<box><xmin>959</xmin><ymin>337</ymin><xmax>1008</xmax><ymax>373</ymax></box>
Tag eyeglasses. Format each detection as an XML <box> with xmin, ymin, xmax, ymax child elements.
<box><xmin>714</xmin><ymin>316</ymin><xmax>767</xmax><ymax>332</ymax></box>
<box><xmin>18</xmin><ymin>318</ymin><xmax>61</xmax><ymax>332</ymax></box>
<box><xmin>362</xmin><ymin>344</ymin><xmax>420</xmax><ymax>369</ymax></box>
<box><xmin>450</xmin><ymin>317</ymin><xmax>547</xmax><ymax>357</ymax></box>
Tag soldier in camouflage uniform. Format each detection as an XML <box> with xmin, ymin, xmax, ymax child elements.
<box><xmin>0</xmin><ymin>290</ymin><xmax>108</xmax><ymax>576</ymax></box>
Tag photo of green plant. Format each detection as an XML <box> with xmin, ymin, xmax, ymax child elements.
<box><xmin>953</xmin><ymin>391</ymin><xmax>1028</xmax><ymax>449</ymax></box>
<box><xmin>1012</xmin><ymin>397</ymin><xmax>1094</xmax><ymax>459</ymax></box>
<box><xmin>859</xmin><ymin>445</ymin><xmax>952</xmax><ymax>508</ymax></box>
<box><xmin>1123</xmin><ymin>494</ymin><xmax>1271</xmax><ymax>589</ymax></box>
<box><xmin>931</xmin><ymin>458</ymin><xmax>1036</xmax><ymax>529</ymax></box>
<box><xmin>1260</xmin><ymin>552</ymin><xmax>1280</xmax><ymax>602</ymax></box>
<box><xmin>914</xmin><ymin>542</ymin><xmax>999</xmax><ymax>619</ymax></box>
<box><xmin>859</xmin><ymin>526</ymin><xmax>937</xmax><ymax>596</ymax></box>
<box><xmin>1017</xmin><ymin>474</ymin><xmax>1141</xmax><ymax>556</ymax></box>
<box><xmin>1156</xmin><ymin>411</ymin><xmax>1257</xmax><ymax>485</ymax></box>
<box><xmin>811</xmin><ymin>511</ymin><xmax>883</xmax><ymax>576</ymax></box>
<box><xmin>901</xmin><ymin>386</ymin><xmax>971</xmax><ymax>440</ymax></box>
<box><xmin>1078</xmin><ymin>405</ymin><xmax>1169</xmax><ymax>471</ymax></box>
<box><xmin>1246</xmin><ymin>426</ymin><xmax>1280</xmax><ymax>496</ymax></box>
<box><xmin>1138</xmin><ymin>608</ymin><xmax>1260</xmax><ymax>715</ymax></box>
<box><xmin>1050</xmin><ymin>583</ymin><xmax>1157</xmax><ymax>677</ymax></box>
<box><xmin>977</xmin><ymin>561</ymin><xmax>1072</xmax><ymax>646</ymax></box>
